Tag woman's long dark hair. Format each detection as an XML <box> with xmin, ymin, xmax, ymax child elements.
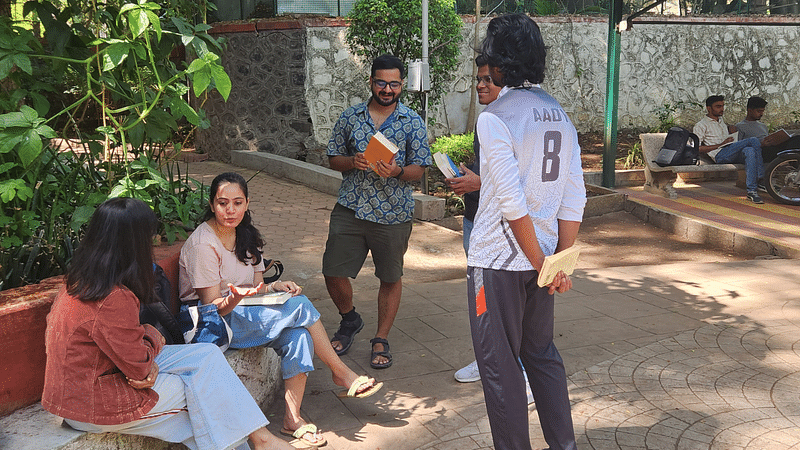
<box><xmin>203</xmin><ymin>172</ymin><xmax>264</xmax><ymax>266</ymax></box>
<box><xmin>66</xmin><ymin>197</ymin><xmax>158</xmax><ymax>303</ymax></box>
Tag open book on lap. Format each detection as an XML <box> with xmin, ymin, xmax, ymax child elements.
<box><xmin>765</xmin><ymin>129</ymin><xmax>793</xmax><ymax>146</ymax></box>
<box><xmin>537</xmin><ymin>246</ymin><xmax>581</xmax><ymax>288</ymax></box>
<box><xmin>238</xmin><ymin>291</ymin><xmax>292</xmax><ymax>306</ymax></box>
<box><xmin>719</xmin><ymin>131</ymin><xmax>739</xmax><ymax>148</ymax></box>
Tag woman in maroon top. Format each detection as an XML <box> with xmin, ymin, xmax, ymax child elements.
<box><xmin>42</xmin><ymin>197</ymin><xmax>293</xmax><ymax>450</ymax></box>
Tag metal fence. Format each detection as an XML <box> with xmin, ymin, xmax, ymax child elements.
<box><xmin>453</xmin><ymin>0</ymin><xmax>800</xmax><ymax>15</ymax></box>
<box><xmin>214</xmin><ymin>0</ymin><xmax>799</xmax><ymax>21</ymax></box>
<box><xmin>212</xmin><ymin>0</ymin><xmax>359</xmax><ymax>21</ymax></box>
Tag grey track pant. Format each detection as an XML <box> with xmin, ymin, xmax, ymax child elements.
<box><xmin>467</xmin><ymin>267</ymin><xmax>576</xmax><ymax>450</ymax></box>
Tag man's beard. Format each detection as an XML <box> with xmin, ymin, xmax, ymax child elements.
<box><xmin>372</xmin><ymin>91</ymin><xmax>401</xmax><ymax>107</ymax></box>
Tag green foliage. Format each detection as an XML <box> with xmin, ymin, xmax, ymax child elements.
<box><xmin>346</xmin><ymin>0</ymin><xmax>462</xmax><ymax>111</ymax></box>
<box><xmin>454</xmin><ymin>0</ymin><xmax>565</xmax><ymax>14</ymax></box>
<box><xmin>0</xmin><ymin>0</ymin><xmax>224</xmax><ymax>290</ymax></box>
<box><xmin>651</xmin><ymin>101</ymin><xmax>698</xmax><ymax>132</ymax></box>
<box><xmin>532</xmin><ymin>0</ymin><xmax>564</xmax><ymax>15</ymax></box>
<box><xmin>108</xmin><ymin>156</ymin><xmax>208</xmax><ymax>244</ymax></box>
<box><xmin>431</xmin><ymin>132</ymin><xmax>474</xmax><ymax>165</ymax></box>
<box><xmin>623</xmin><ymin>140</ymin><xmax>643</xmax><ymax>169</ymax></box>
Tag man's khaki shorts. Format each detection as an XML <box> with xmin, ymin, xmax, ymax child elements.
<box><xmin>322</xmin><ymin>203</ymin><xmax>412</xmax><ymax>283</ymax></box>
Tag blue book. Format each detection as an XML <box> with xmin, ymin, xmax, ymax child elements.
<box><xmin>433</xmin><ymin>152</ymin><xmax>462</xmax><ymax>178</ymax></box>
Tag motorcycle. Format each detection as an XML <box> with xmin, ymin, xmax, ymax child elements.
<box><xmin>764</xmin><ymin>149</ymin><xmax>800</xmax><ymax>205</ymax></box>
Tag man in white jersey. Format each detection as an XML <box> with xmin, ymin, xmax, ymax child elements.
<box><xmin>448</xmin><ymin>56</ymin><xmax>533</xmax><ymax>406</ymax></box>
<box><xmin>469</xmin><ymin>13</ymin><xmax>585</xmax><ymax>450</ymax></box>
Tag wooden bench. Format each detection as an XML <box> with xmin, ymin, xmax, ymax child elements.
<box><xmin>0</xmin><ymin>253</ymin><xmax>281</xmax><ymax>450</ymax></box>
<box><xmin>640</xmin><ymin>132</ymin><xmax>746</xmax><ymax>198</ymax></box>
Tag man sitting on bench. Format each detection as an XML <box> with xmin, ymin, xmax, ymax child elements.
<box><xmin>736</xmin><ymin>96</ymin><xmax>800</xmax><ymax>165</ymax></box>
<box><xmin>693</xmin><ymin>95</ymin><xmax>765</xmax><ymax>204</ymax></box>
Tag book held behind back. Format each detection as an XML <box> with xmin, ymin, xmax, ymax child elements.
<box><xmin>363</xmin><ymin>131</ymin><xmax>399</xmax><ymax>170</ymax></box>
<box><xmin>238</xmin><ymin>291</ymin><xmax>293</xmax><ymax>306</ymax></box>
<box><xmin>536</xmin><ymin>246</ymin><xmax>581</xmax><ymax>287</ymax></box>
<box><xmin>433</xmin><ymin>152</ymin><xmax>462</xmax><ymax>178</ymax></box>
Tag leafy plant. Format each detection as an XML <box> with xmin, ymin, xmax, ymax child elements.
<box><xmin>431</xmin><ymin>132</ymin><xmax>474</xmax><ymax>166</ymax></box>
<box><xmin>0</xmin><ymin>0</ymin><xmax>225</xmax><ymax>290</ymax></box>
<box><xmin>532</xmin><ymin>0</ymin><xmax>563</xmax><ymax>15</ymax></box>
<box><xmin>623</xmin><ymin>140</ymin><xmax>643</xmax><ymax>169</ymax></box>
<box><xmin>346</xmin><ymin>0</ymin><xmax>462</xmax><ymax>112</ymax></box>
<box><xmin>651</xmin><ymin>101</ymin><xmax>697</xmax><ymax>132</ymax></box>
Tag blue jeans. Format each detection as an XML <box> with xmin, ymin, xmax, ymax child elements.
<box><xmin>226</xmin><ymin>295</ymin><xmax>321</xmax><ymax>380</ymax></box>
<box><xmin>714</xmin><ymin>137</ymin><xmax>763</xmax><ymax>192</ymax></box>
<box><xmin>463</xmin><ymin>217</ymin><xmax>474</xmax><ymax>256</ymax></box>
<box><xmin>67</xmin><ymin>344</ymin><xmax>267</xmax><ymax>450</ymax></box>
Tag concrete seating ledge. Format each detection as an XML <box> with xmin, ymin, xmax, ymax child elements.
<box><xmin>0</xmin><ymin>346</ymin><xmax>281</xmax><ymax>450</ymax></box>
<box><xmin>640</xmin><ymin>133</ymin><xmax>746</xmax><ymax>198</ymax></box>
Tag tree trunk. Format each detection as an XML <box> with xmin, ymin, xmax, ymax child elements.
<box><xmin>465</xmin><ymin>0</ymin><xmax>481</xmax><ymax>134</ymax></box>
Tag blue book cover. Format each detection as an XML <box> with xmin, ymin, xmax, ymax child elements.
<box><xmin>433</xmin><ymin>152</ymin><xmax>462</xmax><ymax>178</ymax></box>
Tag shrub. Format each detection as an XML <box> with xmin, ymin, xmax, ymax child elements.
<box><xmin>0</xmin><ymin>0</ymin><xmax>224</xmax><ymax>290</ymax></box>
<box><xmin>651</xmin><ymin>101</ymin><xmax>698</xmax><ymax>132</ymax></box>
<box><xmin>623</xmin><ymin>141</ymin><xmax>644</xmax><ymax>169</ymax></box>
<box><xmin>431</xmin><ymin>132</ymin><xmax>474</xmax><ymax>166</ymax></box>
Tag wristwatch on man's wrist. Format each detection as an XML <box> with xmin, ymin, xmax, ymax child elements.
<box><xmin>394</xmin><ymin>166</ymin><xmax>405</xmax><ymax>179</ymax></box>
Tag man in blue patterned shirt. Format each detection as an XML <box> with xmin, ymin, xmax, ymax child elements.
<box><xmin>323</xmin><ymin>54</ymin><xmax>432</xmax><ymax>369</ymax></box>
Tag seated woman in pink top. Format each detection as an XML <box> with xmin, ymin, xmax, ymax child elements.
<box><xmin>42</xmin><ymin>197</ymin><xmax>293</xmax><ymax>450</ymax></box>
<box><xmin>179</xmin><ymin>172</ymin><xmax>382</xmax><ymax>448</ymax></box>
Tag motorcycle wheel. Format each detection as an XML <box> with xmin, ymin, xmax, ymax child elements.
<box><xmin>765</xmin><ymin>153</ymin><xmax>800</xmax><ymax>206</ymax></box>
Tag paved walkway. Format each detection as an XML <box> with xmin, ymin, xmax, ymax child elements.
<box><xmin>620</xmin><ymin>180</ymin><xmax>800</xmax><ymax>258</ymax></box>
<box><xmin>181</xmin><ymin>161</ymin><xmax>800</xmax><ymax>450</ymax></box>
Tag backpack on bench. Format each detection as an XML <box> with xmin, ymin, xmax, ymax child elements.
<box><xmin>655</xmin><ymin>127</ymin><xmax>700</xmax><ymax>167</ymax></box>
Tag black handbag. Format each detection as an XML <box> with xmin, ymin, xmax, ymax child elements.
<box><xmin>139</xmin><ymin>263</ymin><xmax>185</xmax><ymax>345</ymax></box>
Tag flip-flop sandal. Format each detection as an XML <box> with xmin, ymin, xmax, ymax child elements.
<box><xmin>369</xmin><ymin>337</ymin><xmax>392</xmax><ymax>369</ymax></box>
<box><xmin>280</xmin><ymin>423</ymin><xmax>327</xmax><ymax>448</ymax></box>
<box><xmin>330</xmin><ymin>312</ymin><xmax>363</xmax><ymax>356</ymax></box>
<box><xmin>337</xmin><ymin>375</ymin><xmax>384</xmax><ymax>398</ymax></box>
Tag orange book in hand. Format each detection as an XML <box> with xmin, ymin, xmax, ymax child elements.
<box><xmin>363</xmin><ymin>131</ymin><xmax>399</xmax><ymax>170</ymax></box>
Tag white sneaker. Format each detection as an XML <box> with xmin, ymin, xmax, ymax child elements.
<box><xmin>523</xmin><ymin>369</ymin><xmax>535</xmax><ymax>405</ymax></box>
<box><xmin>455</xmin><ymin>360</ymin><xmax>534</xmax><ymax>404</ymax></box>
<box><xmin>454</xmin><ymin>360</ymin><xmax>481</xmax><ymax>383</ymax></box>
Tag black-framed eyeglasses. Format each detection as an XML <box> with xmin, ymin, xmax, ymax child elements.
<box><xmin>373</xmin><ymin>79</ymin><xmax>402</xmax><ymax>90</ymax></box>
<box><xmin>476</xmin><ymin>75</ymin><xmax>492</xmax><ymax>85</ymax></box>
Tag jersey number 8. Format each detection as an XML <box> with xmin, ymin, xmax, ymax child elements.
<box><xmin>542</xmin><ymin>130</ymin><xmax>562</xmax><ymax>182</ymax></box>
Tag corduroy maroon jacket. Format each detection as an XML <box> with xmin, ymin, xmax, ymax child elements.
<box><xmin>42</xmin><ymin>286</ymin><xmax>164</xmax><ymax>425</ymax></box>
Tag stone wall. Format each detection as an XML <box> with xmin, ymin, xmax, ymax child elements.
<box><xmin>305</xmin><ymin>17</ymin><xmax>800</xmax><ymax>137</ymax></box>
<box><xmin>197</xmin><ymin>22</ymin><xmax>314</xmax><ymax>163</ymax></box>
<box><xmin>199</xmin><ymin>17</ymin><xmax>800</xmax><ymax>162</ymax></box>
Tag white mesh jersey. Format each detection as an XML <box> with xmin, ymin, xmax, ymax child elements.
<box><xmin>467</xmin><ymin>86</ymin><xmax>586</xmax><ymax>271</ymax></box>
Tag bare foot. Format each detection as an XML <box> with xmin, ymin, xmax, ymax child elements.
<box><xmin>249</xmin><ymin>428</ymin><xmax>293</xmax><ymax>450</ymax></box>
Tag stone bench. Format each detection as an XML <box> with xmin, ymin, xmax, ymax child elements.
<box><xmin>640</xmin><ymin>132</ymin><xmax>746</xmax><ymax>198</ymax></box>
<box><xmin>0</xmin><ymin>253</ymin><xmax>281</xmax><ymax>450</ymax></box>
<box><xmin>0</xmin><ymin>347</ymin><xmax>280</xmax><ymax>450</ymax></box>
